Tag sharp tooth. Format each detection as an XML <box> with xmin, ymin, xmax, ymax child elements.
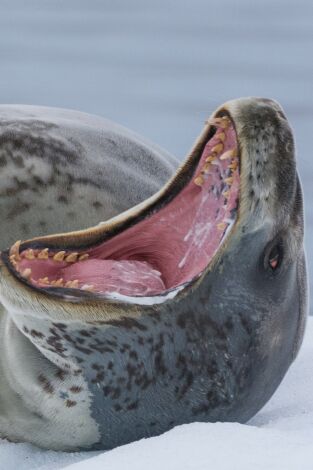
<box><xmin>81</xmin><ymin>284</ymin><xmax>94</xmax><ymax>291</ymax></box>
<box><xmin>218</xmin><ymin>132</ymin><xmax>226</xmax><ymax>142</ymax></box>
<box><xmin>53</xmin><ymin>278</ymin><xmax>64</xmax><ymax>287</ymax></box>
<box><xmin>228</xmin><ymin>160</ymin><xmax>238</xmax><ymax>170</ymax></box>
<box><xmin>220</xmin><ymin>148</ymin><xmax>237</xmax><ymax>160</ymax></box>
<box><xmin>222</xmin><ymin>190</ymin><xmax>230</xmax><ymax>198</ymax></box>
<box><xmin>209</xmin><ymin>117</ymin><xmax>230</xmax><ymax>129</ymax></box>
<box><xmin>9</xmin><ymin>255</ymin><xmax>17</xmax><ymax>267</ymax></box>
<box><xmin>224</xmin><ymin>177</ymin><xmax>233</xmax><ymax>185</ymax></box>
<box><xmin>10</xmin><ymin>240</ymin><xmax>21</xmax><ymax>260</ymax></box>
<box><xmin>217</xmin><ymin>222</ymin><xmax>227</xmax><ymax>231</ymax></box>
<box><xmin>53</xmin><ymin>251</ymin><xmax>66</xmax><ymax>262</ymax></box>
<box><xmin>65</xmin><ymin>280</ymin><xmax>79</xmax><ymax>288</ymax></box>
<box><xmin>38</xmin><ymin>277</ymin><xmax>49</xmax><ymax>284</ymax></box>
<box><xmin>78</xmin><ymin>254</ymin><xmax>89</xmax><ymax>262</ymax></box>
<box><xmin>38</xmin><ymin>248</ymin><xmax>49</xmax><ymax>259</ymax></box>
<box><xmin>194</xmin><ymin>176</ymin><xmax>204</xmax><ymax>186</ymax></box>
<box><xmin>205</xmin><ymin>155</ymin><xmax>216</xmax><ymax>163</ymax></box>
<box><xmin>25</xmin><ymin>249</ymin><xmax>35</xmax><ymax>260</ymax></box>
<box><xmin>65</xmin><ymin>253</ymin><xmax>78</xmax><ymax>263</ymax></box>
<box><xmin>21</xmin><ymin>268</ymin><xmax>32</xmax><ymax>279</ymax></box>
<box><xmin>212</xmin><ymin>143</ymin><xmax>224</xmax><ymax>154</ymax></box>
<box><xmin>202</xmin><ymin>163</ymin><xmax>211</xmax><ymax>174</ymax></box>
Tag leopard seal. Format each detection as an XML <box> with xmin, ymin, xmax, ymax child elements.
<box><xmin>0</xmin><ymin>97</ymin><xmax>307</xmax><ymax>451</ymax></box>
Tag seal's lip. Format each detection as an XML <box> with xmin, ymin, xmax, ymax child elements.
<box><xmin>1</xmin><ymin>107</ymin><xmax>241</xmax><ymax>304</ymax></box>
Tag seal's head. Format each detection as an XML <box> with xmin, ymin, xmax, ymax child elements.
<box><xmin>0</xmin><ymin>97</ymin><xmax>307</xmax><ymax>449</ymax></box>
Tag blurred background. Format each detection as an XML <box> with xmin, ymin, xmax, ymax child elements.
<box><xmin>0</xmin><ymin>0</ymin><xmax>312</xmax><ymax>311</ymax></box>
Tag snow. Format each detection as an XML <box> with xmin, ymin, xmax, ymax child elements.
<box><xmin>0</xmin><ymin>317</ymin><xmax>312</xmax><ymax>470</ymax></box>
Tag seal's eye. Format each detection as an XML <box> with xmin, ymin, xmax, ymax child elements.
<box><xmin>267</xmin><ymin>241</ymin><xmax>284</xmax><ymax>271</ymax></box>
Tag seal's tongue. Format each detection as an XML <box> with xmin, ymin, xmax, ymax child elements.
<box><xmin>12</xmin><ymin>116</ymin><xmax>240</xmax><ymax>297</ymax></box>
<box><xmin>58</xmin><ymin>259</ymin><xmax>166</xmax><ymax>296</ymax></box>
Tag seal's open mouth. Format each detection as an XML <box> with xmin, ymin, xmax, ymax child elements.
<box><xmin>5</xmin><ymin>115</ymin><xmax>240</xmax><ymax>299</ymax></box>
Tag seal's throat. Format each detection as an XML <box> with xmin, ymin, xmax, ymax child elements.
<box><xmin>9</xmin><ymin>117</ymin><xmax>240</xmax><ymax>298</ymax></box>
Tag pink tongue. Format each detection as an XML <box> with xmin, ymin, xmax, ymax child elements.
<box><xmin>60</xmin><ymin>259</ymin><xmax>165</xmax><ymax>296</ymax></box>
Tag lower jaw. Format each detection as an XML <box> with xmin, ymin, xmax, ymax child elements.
<box><xmin>10</xmin><ymin>117</ymin><xmax>240</xmax><ymax>298</ymax></box>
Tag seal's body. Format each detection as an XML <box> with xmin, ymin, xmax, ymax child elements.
<box><xmin>0</xmin><ymin>98</ymin><xmax>307</xmax><ymax>450</ymax></box>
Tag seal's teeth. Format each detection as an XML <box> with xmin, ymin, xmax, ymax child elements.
<box><xmin>38</xmin><ymin>277</ymin><xmax>49</xmax><ymax>284</ymax></box>
<box><xmin>217</xmin><ymin>222</ymin><xmax>227</xmax><ymax>231</ymax></box>
<box><xmin>218</xmin><ymin>132</ymin><xmax>226</xmax><ymax>142</ymax></box>
<box><xmin>25</xmin><ymin>249</ymin><xmax>35</xmax><ymax>260</ymax></box>
<box><xmin>222</xmin><ymin>190</ymin><xmax>230</xmax><ymax>199</ymax></box>
<box><xmin>65</xmin><ymin>280</ymin><xmax>79</xmax><ymax>288</ymax></box>
<box><xmin>194</xmin><ymin>176</ymin><xmax>204</xmax><ymax>186</ymax></box>
<box><xmin>53</xmin><ymin>251</ymin><xmax>66</xmax><ymax>262</ymax></box>
<box><xmin>228</xmin><ymin>160</ymin><xmax>238</xmax><ymax>170</ymax></box>
<box><xmin>208</xmin><ymin>116</ymin><xmax>230</xmax><ymax>129</ymax></box>
<box><xmin>212</xmin><ymin>143</ymin><xmax>224</xmax><ymax>154</ymax></box>
<box><xmin>9</xmin><ymin>255</ymin><xmax>18</xmax><ymax>267</ymax></box>
<box><xmin>65</xmin><ymin>253</ymin><xmax>78</xmax><ymax>263</ymax></box>
<box><xmin>21</xmin><ymin>268</ymin><xmax>32</xmax><ymax>279</ymax></box>
<box><xmin>78</xmin><ymin>254</ymin><xmax>89</xmax><ymax>262</ymax></box>
<box><xmin>38</xmin><ymin>248</ymin><xmax>49</xmax><ymax>259</ymax></box>
<box><xmin>205</xmin><ymin>155</ymin><xmax>216</xmax><ymax>163</ymax></box>
<box><xmin>51</xmin><ymin>278</ymin><xmax>64</xmax><ymax>287</ymax></box>
<box><xmin>224</xmin><ymin>177</ymin><xmax>233</xmax><ymax>185</ymax></box>
<box><xmin>220</xmin><ymin>148</ymin><xmax>237</xmax><ymax>161</ymax></box>
<box><xmin>81</xmin><ymin>284</ymin><xmax>94</xmax><ymax>291</ymax></box>
<box><xmin>10</xmin><ymin>240</ymin><xmax>21</xmax><ymax>260</ymax></box>
<box><xmin>201</xmin><ymin>163</ymin><xmax>211</xmax><ymax>174</ymax></box>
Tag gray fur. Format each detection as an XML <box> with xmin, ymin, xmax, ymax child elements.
<box><xmin>0</xmin><ymin>105</ymin><xmax>178</xmax><ymax>248</ymax></box>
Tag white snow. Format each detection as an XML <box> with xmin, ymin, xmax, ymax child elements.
<box><xmin>0</xmin><ymin>318</ymin><xmax>312</xmax><ymax>470</ymax></box>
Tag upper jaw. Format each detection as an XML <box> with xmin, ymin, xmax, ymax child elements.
<box><xmin>1</xmin><ymin>97</ymin><xmax>292</xmax><ymax>303</ymax></box>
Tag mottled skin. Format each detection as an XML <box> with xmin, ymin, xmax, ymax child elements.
<box><xmin>0</xmin><ymin>105</ymin><xmax>177</xmax><ymax>248</ymax></box>
<box><xmin>0</xmin><ymin>98</ymin><xmax>308</xmax><ymax>451</ymax></box>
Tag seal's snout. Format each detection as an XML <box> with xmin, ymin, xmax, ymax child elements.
<box><xmin>217</xmin><ymin>97</ymin><xmax>296</xmax><ymax>226</ymax></box>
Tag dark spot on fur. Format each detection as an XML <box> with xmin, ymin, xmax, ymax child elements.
<box><xmin>38</xmin><ymin>374</ymin><xmax>54</xmax><ymax>394</ymax></box>
<box><xmin>30</xmin><ymin>329</ymin><xmax>44</xmax><ymax>339</ymax></box>
<box><xmin>79</xmin><ymin>330</ymin><xmax>92</xmax><ymax>337</ymax></box>
<box><xmin>91</xmin><ymin>371</ymin><xmax>105</xmax><ymax>383</ymax></box>
<box><xmin>106</xmin><ymin>317</ymin><xmax>148</xmax><ymax>331</ymax></box>
<box><xmin>75</xmin><ymin>345</ymin><xmax>93</xmax><ymax>355</ymax></box>
<box><xmin>70</xmin><ymin>386</ymin><xmax>82</xmax><ymax>394</ymax></box>
<box><xmin>58</xmin><ymin>195</ymin><xmax>68</xmax><ymax>204</ymax></box>
<box><xmin>55</xmin><ymin>369</ymin><xmax>67</xmax><ymax>381</ymax></box>
<box><xmin>66</xmin><ymin>400</ymin><xmax>77</xmax><ymax>408</ymax></box>
<box><xmin>127</xmin><ymin>400</ymin><xmax>139</xmax><ymax>410</ymax></box>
